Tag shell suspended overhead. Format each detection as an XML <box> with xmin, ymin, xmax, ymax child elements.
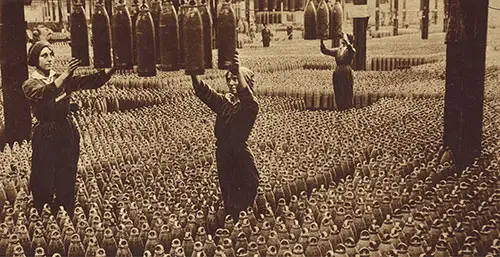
<box><xmin>217</xmin><ymin>0</ymin><xmax>236</xmax><ymax>69</ymax></box>
<box><xmin>316</xmin><ymin>0</ymin><xmax>329</xmax><ymax>40</ymax></box>
<box><xmin>150</xmin><ymin>0</ymin><xmax>162</xmax><ymax>64</ymax></box>
<box><xmin>304</xmin><ymin>0</ymin><xmax>317</xmax><ymax>40</ymax></box>
<box><xmin>198</xmin><ymin>0</ymin><xmax>213</xmax><ymax>69</ymax></box>
<box><xmin>92</xmin><ymin>0</ymin><xmax>112</xmax><ymax>68</ymax></box>
<box><xmin>112</xmin><ymin>0</ymin><xmax>134</xmax><ymax>69</ymax></box>
<box><xmin>130</xmin><ymin>0</ymin><xmax>140</xmax><ymax>65</ymax></box>
<box><xmin>182</xmin><ymin>0</ymin><xmax>204</xmax><ymax>75</ymax></box>
<box><xmin>135</xmin><ymin>0</ymin><xmax>157</xmax><ymax>77</ymax></box>
<box><xmin>178</xmin><ymin>3</ymin><xmax>187</xmax><ymax>68</ymax></box>
<box><xmin>104</xmin><ymin>0</ymin><xmax>113</xmax><ymax>23</ymax></box>
<box><xmin>70</xmin><ymin>0</ymin><xmax>90</xmax><ymax>66</ymax></box>
<box><xmin>330</xmin><ymin>0</ymin><xmax>343</xmax><ymax>47</ymax></box>
<box><xmin>159</xmin><ymin>0</ymin><xmax>181</xmax><ymax>71</ymax></box>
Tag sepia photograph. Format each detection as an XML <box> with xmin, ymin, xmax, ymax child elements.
<box><xmin>0</xmin><ymin>0</ymin><xmax>499</xmax><ymax>256</ymax></box>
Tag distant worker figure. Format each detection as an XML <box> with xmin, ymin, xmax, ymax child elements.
<box><xmin>237</xmin><ymin>18</ymin><xmax>248</xmax><ymax>34</ymax></box>
<box><xmin>242</xmin><ymin>20</ymin><xmax>249</xmax><ymax>35</ymax></box>
<box><xmin>320</xmin><ymin>32</ymin><xmax>356</xmax><ymax>111</ymax></box>
<box><xmin>262</xmin><ymin>23</ymin><xmax>271</xmax><ymax>47</ymax></box>
<box><xmin>249</xmin><ymin>23</ymin><xmax>256</xmax><ymax>41</ymax></box>
<box><xmin>286</xmin><ymin>25</ymin><xmax>293</xmax><ymax>40</ymax></box>
<box><xmin>190</xmin><ymin>52</ymin><xmax>260</xmax><ymax>222</ymax></box>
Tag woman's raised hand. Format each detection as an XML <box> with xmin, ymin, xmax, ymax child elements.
<box><xmin>342</xmin><ymin>32</ymin><xmax>349</xmax><ymax>43</ymax></box>
<box><xmin>66</xmin><ymin>58</ymin><xmax>81</xmax><ymax>76</ymax></box>
<box><xmin>54</xmin><ymin>58</ymin><xmax>80</xmax><ymax>88</ymax></box>
<box><xmin>228</xmin><ymin>51</ymin><xmax>241</xmax><ymax>75</ymax></box>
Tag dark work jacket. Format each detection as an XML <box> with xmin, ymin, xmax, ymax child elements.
<box><xmin>193</xmin><ymin>80</ymin><xmax>259</xmax><ymax>149</ymax></box>
<box><xmin>23</xmin><ymin>70</ymin><xmax>112</xmax><ymax>121</ymax></box>
<box><xmin>320</xmin><ymin>41</ymin><xmax>356</xmax><ymax>110</ymax></box>
<box><xmin>262</xmin><ymin>28</ymin><xmax>271</xmax><ymax>42</ymax></box>
<box><xmin>22</xmin><ymin>69</ymin><xmax>112</xmax><ymax>217</ymax></box>
<box><xmin>193</xmin><ymin>78</ymin><xmax>260</xmax><ymax>220</ymax></box>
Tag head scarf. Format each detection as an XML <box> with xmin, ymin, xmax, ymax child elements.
<box><xmin>27</xmin><ymin>40</ymin><xmax>52</xmax><ymax>67</ymax></box>
<box><xmin>226</xmin><ymin>67</ymin><xmax>256</xmax><ymax>92</ymax></box>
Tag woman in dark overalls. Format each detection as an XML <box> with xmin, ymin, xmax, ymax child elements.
<box><xmin>190</xmin><ymin>53</ymin><xmax>259</xmax><ymax>222</ymax></box>
<box><xmin>320</xmin><ymin>33</ymin><xmax>356</xmax><ymax>111</ymax></box>
<box><xmin>23</xmin><ymin>40</ymin><xmax>115</xmax><ymax>217</ymax></box>
<box><xmin>262</xmin><ymin>24</ymin><xmax>271</xmax><ymax>47</ymax></box>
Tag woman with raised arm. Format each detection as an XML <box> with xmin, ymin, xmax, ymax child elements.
<box><xmin>320</xmin><ymin>32</ymin><xmax>356</xmax><ymax>111</ymax></box>
<box><xmin>190</xmin><ymin>52</ymin><xmax>260</xmax><ymax>222</ymax></box>
<box><xmin>23</xmin><ymin>40</ymin><xmax>116</xmax><ymax>217</ymax></box>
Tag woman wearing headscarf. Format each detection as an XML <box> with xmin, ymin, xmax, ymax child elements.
<box><xmin>320</xmin><ymin>32</ymin><xmax>356</xmax><ymax>111</ymax></box>
<box><xmin>190</xmin><ymin>52</ymin><xmax>260</xmax><ymax>222</ymax></box>
<box><xmin>22</xmin><ymin>40</ymin><xmax>116</xmax><ymax>217</ymax></box>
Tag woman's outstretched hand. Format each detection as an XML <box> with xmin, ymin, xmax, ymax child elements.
<box><xmin>228</xmin><ymin>51</ymin><xmax>241</xmax><ymax>76</ymax></box>
<box><xmin>54</xmin><ymin>58</ymin><xmax>80</xmax><ymax>88</ymax></box>
<box><xmin>343</xmin><ymin>32</ymin><xmax>349</xmax><ymax>43</ymax></box>
<box><xmin>66</xmin><ymin>58</ymin><xmax>81</xmax><ymax>77</ymax></box>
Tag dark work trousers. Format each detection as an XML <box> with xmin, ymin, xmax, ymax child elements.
<box><xmin>30</xmin><ymin>117</ymin><xmax>80</xmax><ymax>218</ymax></box>
<box><xmin>216</xmin><ymin>144</ymin><xmax>259</xmax><ymax>222</ymax></box>
<box><xmin>262</xmin><ymin>28</ymin><xmax>271</xmax><ymax>47</ymax></box>
<box><xmin>333</xmin><ymin>64</ymin><xmax>354</xmax><ymax>111</ymax></box>
<box><xmin>263</xmin><ymin>39</ymin><xmax>270</xmax><ymax>47</ymax></box>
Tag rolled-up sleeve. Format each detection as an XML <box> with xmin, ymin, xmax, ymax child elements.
<box><xmin>193</xmin><ymin>79</ymin><xmax>229</xmax><ymax>114</ymax></box>
<box><xmin>321</xmin><ymin>43</ymin><xmax>338</xmax><ymax>57</ymax></box>
<box><xmin>22</xmin><ymin>79</ymin><xmax>59</xmax><ymax>102</ymax></box>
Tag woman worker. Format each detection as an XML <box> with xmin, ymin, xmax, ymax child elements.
<box><xmin>190</xmin><ymin>52</ymin><xmax>260</xmax><ymax>222</ymax></box>
<box><xmin>22</xmin><ymin>40</ymin><xmax>116</xmax><ymax>217</ymax></box>
<box><xmin>320</xmin><ymin>32</ymin><xmax>356</xmax><ymax>111</ymax></box>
